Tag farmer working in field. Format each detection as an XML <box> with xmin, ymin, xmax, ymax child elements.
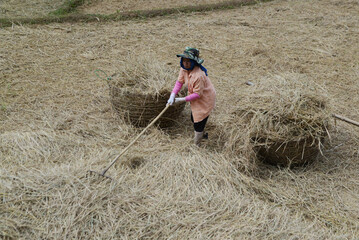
<box><xmin>167</xmin><ymin>47</ymin><xmax>216</xmax><ymax>146</ymax></box>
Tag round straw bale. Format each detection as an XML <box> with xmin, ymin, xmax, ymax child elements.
<box><xmin>108</xmin><ymin>54</ymin><xmax>187</xmax><ymax>127</ymax></box>
<box><xmin>250</xmin><ymin>94</ymin><xmax>328</xmax><ymax>166</ymax></box>
<box><xmin>250</xmin><ymin>94</ymin><xmax>329</xmax><ymax>166</ymax></box>
<box><xmin>255</xmin><ymin>136</ymin><xmax>324</xmax><ymax>167</ymax></box>
<box><xmin>222</xmin><ymin>74</ymin><xmax>331</xmax><ymax>167</ymax></box>
<box><xmin>108</xmin><ymin>78</ymin><xmax>186</xmax><ymax>128</ymax></box>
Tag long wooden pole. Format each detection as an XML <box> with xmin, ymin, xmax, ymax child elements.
<box><xmin>97</xmin><ymin>104</ymin><xmax>170</xmax><ymax>177</ymax></box>
<box><xmin>332</xmin><ymin>114</ymin><xmax>359</xmax><ymax>128</ymax></box>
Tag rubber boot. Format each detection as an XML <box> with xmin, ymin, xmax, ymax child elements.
<box><xmin>203</xmin><ymin>132</ymin><xmax>208</xmax><ymax>139</ymax></box>
<box><xmin>194</xmin><ymin>131</ymin><xmax>204</xmax><ymax>146</ymax></box>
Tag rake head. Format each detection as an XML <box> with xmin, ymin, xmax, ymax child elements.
<box><xmin>87</xmin><ymin>170</ymin><xmax>114</xmax><ymax>181</ymax></box>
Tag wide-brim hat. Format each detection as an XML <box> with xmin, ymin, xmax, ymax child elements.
<box><xmin>176</xmin><ymin>47</ymin><xmax>204</xmax><ymax>65</ymax></box>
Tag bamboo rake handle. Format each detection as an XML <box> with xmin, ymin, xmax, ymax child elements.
<box><xmin>101</xmin><ymin>104</ymin><xmax>171</xmax><ymax>175</ymax></box>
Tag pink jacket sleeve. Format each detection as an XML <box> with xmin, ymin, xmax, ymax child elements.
<box><xmin>171</xmin><ymin>81</ymin><xmax>183</xmax><ymax>95</ymax></box>
<box><xmin>185</xmin><ymin>93</ymin><xmax>200</xmax><ymax>102</ymax></box>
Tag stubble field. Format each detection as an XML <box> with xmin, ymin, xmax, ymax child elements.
<box><xmin>1</xmin><ymin>0</ymin><xmax>359</xmax><ymax>239</ymax></box>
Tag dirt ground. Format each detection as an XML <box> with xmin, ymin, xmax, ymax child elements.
<box><xmin>1</xmin><ymin>0</ymin><xmax>359</xmax><ymax>239</ymax></box>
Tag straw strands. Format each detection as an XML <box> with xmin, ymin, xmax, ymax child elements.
<box><xmin>1</xmin><ymin>0</ymin><xmax>359</xmax><ymax>238</ymax></box>
<box><xmin>3</xmin><ymin>149</ymin><xmax>356</xmax><ymax>239</ymax></box>
<box><xmin>0</xmin><ymin>0</ymin><xmax>64</xmax><ymax>18</ymax></box>
<box><xmin>108</xmin><ymin>54</ymin><xmax>186</xmax><ymax>127</ymax></box>
<box><xmin>111</xmin><ymin>53</ymin><xmax>176</xmax><ymax>95</ymax></box>
<box><xmin>79</xmin><ymin>0</ymin><xmax>232</xmax><ymax>14</ymax></box>
<box><xmin>220</xmin><ymin>74</ymin><xmax>331</xmax><ymax>167</ymax></box>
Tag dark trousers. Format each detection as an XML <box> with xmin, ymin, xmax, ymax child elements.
<box><xmin>191</xmin><ymin>113</ymin><xmax>209</xmax><ymax>132</ymax></box>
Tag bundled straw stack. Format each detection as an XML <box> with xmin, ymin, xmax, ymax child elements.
<box><xmin>108</xmin><ymin>54</ymin><xmax>186</xmax><ymax>128</ymax></box>
<box><xmin>223</xmin><ymin>74</ymin><xmax>331</xmax><ymax>167</ymax></box>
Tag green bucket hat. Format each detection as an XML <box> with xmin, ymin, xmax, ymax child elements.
<box><xmin>176</xmin><ymin>47</ymin><xmax>204</xmax><ymax>65</ymax></box>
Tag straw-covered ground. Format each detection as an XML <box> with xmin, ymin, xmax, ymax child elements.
<box><xmin>0</xmin><ymin>0</ymin><xmax>65</xmax><ymax>18</ymax></box>
<box><xmin>1</xmin><ymin>0</ymin><xmax>359</xmax><ymax>239</ymax></box>
<box><xmin>79</xmin><ymin>0</ymin><xmax>232</xmax><ymax>14</ymax></box>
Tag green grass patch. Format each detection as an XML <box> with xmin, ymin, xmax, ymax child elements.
<box><xmin>50</xmin><ymin>0</ymin><xmax>86</xmax><ymax>16</ymax></box>
<box><xmin>1</xmin><ymin>102</ymin><xmax>7</xmax><ymax>112</ymax></box>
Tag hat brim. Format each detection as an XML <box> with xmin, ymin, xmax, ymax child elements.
<box><xmin>176</xmin><ymin>54</ymin><xmax>189</xmax><ymax>58</ymax></box>
<box><xmin>176</xmin><ymin>54</ymin><xmax>204</xmax><ymax>65</ymax></box>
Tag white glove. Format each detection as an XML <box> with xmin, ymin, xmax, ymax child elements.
<box><xmin>167</xmin><ymin>93</ymin><xmax>176</xmax><ymax>105</ymax></box>
<box><xmin>175</xmin><ymin>97</ymin><xmax>186</xmax><ymax>103</ymax></box>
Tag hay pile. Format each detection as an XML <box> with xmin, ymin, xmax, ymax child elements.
<box><xmin>2</xmin><ymin>145</ymin><xmax>345</xmax><ymax>240</ymax></box>
<box><xmin>108</xmin><ymin>53</ymin><xmax>187</xmax><ymax>127</ymax></box>
<box><xmin>222</xmin><ymin>73</ymin><xmax>331</xmax><ymax>167</ymax></box>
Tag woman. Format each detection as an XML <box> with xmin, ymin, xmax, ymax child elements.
<box><xmin>168</xmin><ymin>47</ymin><xmax>216</xmax><ymax>146</ymax></box>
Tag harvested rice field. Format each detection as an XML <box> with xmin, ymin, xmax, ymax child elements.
<box><xmin>0</xmin><ymin>0</ymin><xmax>65</xmax><ymax>18</ymax></box>
<box><xmin>79</xmin><ymin>0</ymin><xmax>232</xmax><ymax>14</ymax></box>
<box><xmin>1</xmin><ymin>0</ymin><xmax>359</xmax><ymax>239</ymax></box>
